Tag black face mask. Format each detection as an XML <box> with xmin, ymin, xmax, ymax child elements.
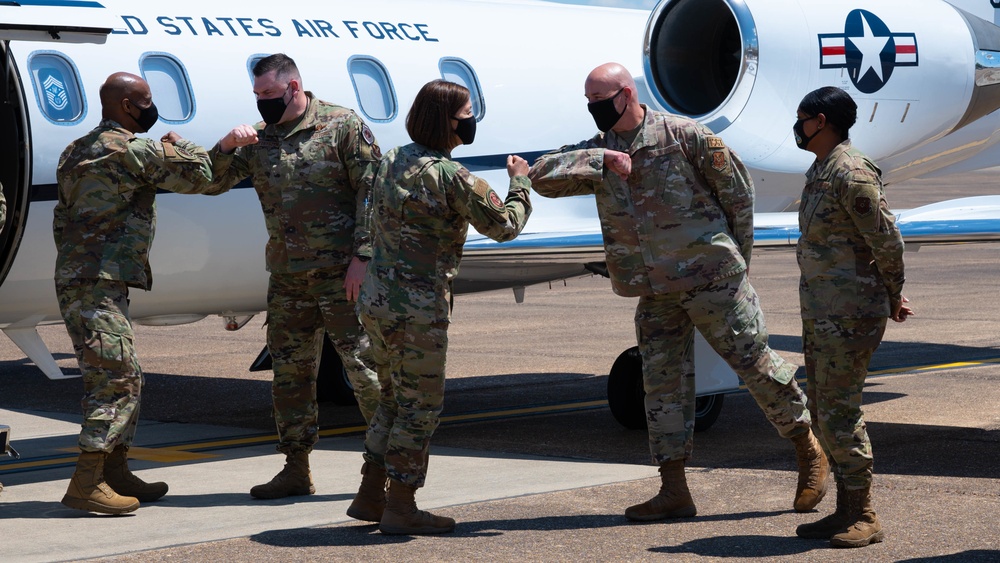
<box><xmin>128</xmin><ymin>100</ymin><xmax>159</xmax><ymax>133</ymax></box>
<box><xmin>453</xmin><ymin>115</ymin><xmax>477</xmax><ymax>145</ymax></box>
<box><xmin>793</xmin><ymin>116</ymin><xmax>818</xmax><ymax>151</ymax></box>
<box><xmin>587</xmin><ymin>88</ymin><xmax>626</xmax><ymax>133</ymax></box>
<box><xmin>257</xmin><ymin>86</ymin><xmax>290</xmax><ymax>125</ymax></box>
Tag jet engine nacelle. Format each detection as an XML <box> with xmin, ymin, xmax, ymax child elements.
<box><xmin>640</xmin><ymin>0</ymin><xmax>1000</xmax><ymax>174</ymax></box>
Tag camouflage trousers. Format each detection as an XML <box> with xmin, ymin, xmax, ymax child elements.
<box><xmin>802</xmin><ymin>316</ymin><xmax>886</xmax><ymax>489</ymax></box>
<box><xmin>267</xmin><ymin>267</ymin><xmax>380</xmax><ymax>455</ymax></box>
<box><xmin>359</xmin><ymin>313</ymin><xmax>448</xmax><ymax>488</ymax></box>
<box><xmin>637</xmin><ymin>273</ymin><xmax>811</xmax><ymax>463</ymax></box>
<box><xmin>55</xmin><ymin>278</ymin><xmax>142</xmax><ymax>453</ymax></box>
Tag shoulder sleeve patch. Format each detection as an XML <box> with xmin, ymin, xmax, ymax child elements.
<box><xmin>162</xmin><ymin>142</ymin><xmax>199</xmax><ymax>161</ymax></box>
<box><xmin>473</xmin><ymin>177</ymin><xmax>505</xmax><ymax>212</ymax></box>
<box><xmin>361</xmin><ymin>123</ymin><xmax>381</xmax><ymax>159</ymax></box>
<box><xmin>853</xmin><ymin>196</ymin><xmax>873</xmax><ymax>216</ymax></box>
<box><xmin>707</xmin><ymin>136</ymin><xmax>726</xmax><ymax>149</ymax></box>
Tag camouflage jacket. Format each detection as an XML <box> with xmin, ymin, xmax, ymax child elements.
<box><xmin>358</xmin><ymin>143</ymin><xmax>532</xmax><ymax>324</ymax></box>
<box><xmin>529</xmin><ymin>106</ymin><xmax>754</xmax><ymax>297</ymax></box>
<box><xmin>0</xmin><ymin>182</ymin><xmax>5</xmax><ymax>231</ymax></box>
<box><xmin>53</xmin><ymin>119</ymin><xmax>218</xmax><ymax>290</ymax></box>
<box><xmin>209</xmin><ymin>93</ymin><xmax>380</xmax><ymax>274</ymax></box>
<box><xmin>797</xmin><ymin>140</ymin><xmax>904</xmax><ymax>319</ymax></box>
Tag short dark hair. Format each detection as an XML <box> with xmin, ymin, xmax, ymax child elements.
<box><xmin>252</xmin><ymin>53</ymin><xmax>300</xmax><ymax>83</ymax></box>
<box><xmin>406</xmin><ymin>80</ymin><xmax>470</xmax><ymax>151</ymax></box>
<box><xmin>798</xmin><ymin>86</ymin><xmax>857</xmax><ymax>140</ymax></box>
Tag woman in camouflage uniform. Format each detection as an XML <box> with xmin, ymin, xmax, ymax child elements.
<box><xmin>792</xmin><ymin>86</ymin><xmax>914</xmax><ymax>548</ymax></box>
<box><xmin>347</xmin><ymin>80</ymin><xmax>532</xmax><ymax>534</ymax></box>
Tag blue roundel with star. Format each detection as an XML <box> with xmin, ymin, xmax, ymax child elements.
<box><xmin>818</xmin><ymin>9</ymin><xmax>918</xmax><ymax>94</ymax></box>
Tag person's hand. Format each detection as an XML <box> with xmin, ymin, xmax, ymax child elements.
<box><xmin>344</xmin><ymin>256</ymin><xmax>369</xmax><ymax>302</ymax></box>
<box><xmin>605</xmin><ymin>150</ymin><xmax>631</xmax><ymax>180</ymax></box>
<box><xmin>507</xmin><ymin>155</ymin><xmax>529</xmax><ymax>177</ymax></box>
<box><xmin>161</xmin><ymin>131</ymin><xmax>183</xmax><ymax>143</ymax></box>
<box><xmin>220</xmin><ymin>125</ymin><xmax>259</xmax><ymax>153</ymax></box>
<box><xmin>891</xmin><ymin>295</ymin><xmax>915</xmax><ymax>323</ymax></box>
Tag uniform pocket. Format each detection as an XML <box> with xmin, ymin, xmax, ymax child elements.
<box><xmin>80</xmin><ymin>309</ymin><xmax>133</xmax><ymax>372</ymax></box>
<box><xmin>723</xmin><ymin>283</ymin><xmax>761</xmax><ymax>337</ymax></box>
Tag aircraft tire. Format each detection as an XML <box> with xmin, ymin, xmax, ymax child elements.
<box><xmin>693</xmin><ymin>393</ymin><xmax>724</xmax><ymax>432</ymax></box>
<box><xmin>607</xmin><ymin>346</ymin><xmax>647</xmax><ymax>430</ymax></box>
<box><xmin>316</xmin><ymin>335</ymin><xmax>357</xmax><ymax>405</ymax></box>
<box><xmin>249</xmin><ymin>337</ymin><xmax>357</xmax><ymax>406</ymax></box>
<box><xmin>606</xmin><ymin>346</ymin><xmax>724</xmax><ymax>432</ymax></box>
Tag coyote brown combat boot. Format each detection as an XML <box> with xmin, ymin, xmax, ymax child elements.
<box><xmin>791</xmin><ymin>429</ymin><xmax>830</xmax><ymax>512</ymax></box>
<box><xmin>379</xmin><ymin>478</ymin><xmax>455</xmax><ymax>535</ymax></box>
<box><xmin>61</xmin><ymin>451</ymin><xmax>140</xmax><ymax>515</ymax></box>
<box><xmin>796</xmin><ymin>476</ymin><xmax>849</xmax><ymax>539</ymax></box>
<box><xmin>830</xmin><ymin>485</ymin><xmax>884</xmax><ymax>548</ymax></box>
<box><xmin>103</xmin><ymin>445</ymin><xmax>168</xmax><ymax>502</ymax></box>
<box><xmin>624</xmin><ymin>459</ymin><xmax>697</xmax><ymax>521</ymax></box>
<box><xmin>250</xmin><ymin>451</ymin><xmax>315</xmax><ymax>499</ymax></box>
<box><xmin>346</xmin><ymin>462</ymin><xmax>387</xmax><ymax>522</ymax></box>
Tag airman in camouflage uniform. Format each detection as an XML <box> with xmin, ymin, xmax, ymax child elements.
<box><xmin>210</xmin><ymin>54</ymin><xmax>380</xmax><ymax>499</ymax></box>
<box><xmin>529</xmin><ymin>63</ymin><xmax>828</xmax><ymax>522</ymax></box>
<box><xmin>348</xmin><ymin>80</ymin><xmax>531</xmax><ymax>535</ymax></box>
<box><xmin>0</xmin><ymin>181</ymin><xmax>6</xmax><ymax>231</ymax></box>
<box><xmin>792</xmin><ymin>87</ymin><xmax>911</xmax><ymax>548</ymax></box>
<box><xmin>54</xmin><ymin>72</ymin><xmax>222</xmax><ymax>514</ymax></box>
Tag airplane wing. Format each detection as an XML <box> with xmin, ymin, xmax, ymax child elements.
<box><xmin>756</xmin><ymin>196</ymin><xmax>1000</xmax><ymax>247</ymax></box>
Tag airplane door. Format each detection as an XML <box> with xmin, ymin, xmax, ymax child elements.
<box><xmin>0</xmin><ymin>1</ymin><xmax>114</xmax><ymax>286</ymax></box>
<box><xmin>0</xmin><ymin>41</ymin><xmax>30</xmax><ymax>287</ymax></box>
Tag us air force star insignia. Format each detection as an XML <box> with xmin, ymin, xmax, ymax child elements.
<box><xmin>854</xmin><ymin>196</ymin><xmax>873</xmax><ymax>216</ymax></box>
<box><xmin>361</xmin><ymin>124</ymin><xmax>375</xmax><ymax>145</ymax></box>
<box><xmin>707</xmin><ymin>136</ymin><xmax>725</xmax><ymax>149</ymax></box>
<box><xmin>818</xmin><ymin>9</ymin><xmax>918</xmax><ymax>94</ymax></box>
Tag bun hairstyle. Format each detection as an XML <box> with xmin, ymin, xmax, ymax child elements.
<box><xmin>798</xmin><ymin>86</ymin><xmax>857</xmax><ymax>140</ymax></box>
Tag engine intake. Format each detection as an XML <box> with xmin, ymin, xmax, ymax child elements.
<box><xmin>642</xmin><ymin>0</ymin><xmax>757</xmax><ymax>125</ymax></box>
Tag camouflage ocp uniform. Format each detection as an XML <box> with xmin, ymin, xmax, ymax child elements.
<box><xmin>53</xmin><ymin>119</ymin><xmax>220</xmax><ymax>452</ymax></box>
<box><xmin>529</xmin><ymin>106</ymin><xmax>811</xmax><ymax>463</ymax></box>
<box><xmin>798</xmin><ymin>140</ymin><xmax>904</xmax><ymax>490</ymax></box>
<box><xmin>358</xmin><ymin>143</ymin><xmax>531</xmax><ymax>487</ymax></box>
<box><xmin>209</xmin><ymin>93</ymin><xmax>381</xmax><ymax>454</ymax></box>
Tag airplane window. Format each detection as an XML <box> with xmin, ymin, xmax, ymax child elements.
<box><xmin>247</xmin><ymin>54</ymin><xmax>268</xmax><ymax>85</ymax></box>
<box><xmin>439</xmin><ymin>58</ymin><xmax>485</xmax><ymax>120</ymax></box>
<box><xmin>348</xmin><ymin>56</ymin><xmax>397</xmax><ymax>123</ymax></box>
<box><xmin>27</xmin><ymin>52</ymin><xmax>86</xmax><ymax>124</ymax></box>
<box><xmin>139</xmin><ymin>53</ymin><xmax>194</xmax><ymax>123</ymax></box>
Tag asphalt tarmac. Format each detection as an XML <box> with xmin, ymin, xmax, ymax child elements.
<box><xmin>1</xmin><ymin>173</ymin><xmax>999</xmax><ymax>562</ymax></box>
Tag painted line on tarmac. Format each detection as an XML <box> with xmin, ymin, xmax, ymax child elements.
<box><xmin>0</xmin><ymin>399</ymin><xmax>608</xmax><ymax>474</ymax></box>
<box><xmin>868</xmin><ymin>357</ymin><xmax>1000</xmax><ymax>376</ymax></box>
<box><xmin>3</xmin><ymin>357</ymin><xmax>990</xmax><ymax>474</ymax></box>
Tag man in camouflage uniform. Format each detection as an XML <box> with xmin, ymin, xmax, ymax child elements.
<box><xmin>792</xmin><ymin>87</ymin><xmax>912</xmax><ymax>548</ymax></box>
<box><xmin>350</xmin><ymin>79</ymin><xmax>531</xmax><ymax>534</ymax></box>
<box><xmin>54</xmin><ymin>72</ymin><xmax>222</xmax><ymax>514</ymax></box>
<box><xmin>211</xmin><ymin>53</ymin><xmax>381</xmax><ymax>499</ymax></box>
<box><xmin>529</xmin><ymin>63</ymin><xmax>828</xmax><ymax>521</ymax></box>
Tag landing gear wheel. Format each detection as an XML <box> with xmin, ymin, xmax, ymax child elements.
<box><xmin>249</xmin><ymin>335</ymin><xmax>357</xmax><ymax>406</ymax></box>
<box><xmin>316</xmin><ymin>336</ymin><xmax>356</xmax><ymax>405</ymax></box>
<box><xmin>607</xmin><ymin>346</ymin><xmax>725</xmax><ymax>432</ymax></box>
<box><xmin>693</xmin><ymin>393</ymin><xmax>724</xmax><ymax>432</ymax></box>
<box><xmin>607</xmin><ymin>347</ymin><xmax>647</xmax><ymax>430</ymax></box>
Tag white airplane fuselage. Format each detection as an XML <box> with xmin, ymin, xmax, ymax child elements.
<box><xmin>2</xmin><ymin>0</ymin><xmax>1000</xmax><ymax>412</ymax></box>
